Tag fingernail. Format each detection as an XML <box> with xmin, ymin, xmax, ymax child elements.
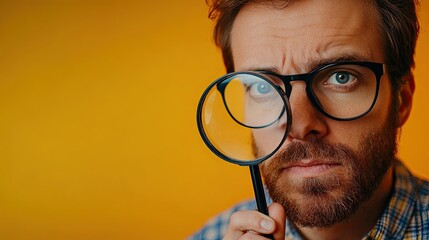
<box><xmin>260</xmin><ymin>219</ymin><xmax>274</xmax><ymax>231</ymax></box>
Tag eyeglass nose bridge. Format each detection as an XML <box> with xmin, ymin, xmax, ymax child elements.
<box><xmin>268</xmin><ymin>72</ymin><xmax>329</xmax><ymax>120</ymax></box>
<box><xmin>271</xmin><ymin>72</ymin><xmax>315</xmax><ymax>99</ymax></box>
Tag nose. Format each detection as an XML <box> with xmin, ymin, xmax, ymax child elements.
<box><xmin>286</xmin><ymin>82</ymin><xmax>327</xmax><ymax>141</ymax></box>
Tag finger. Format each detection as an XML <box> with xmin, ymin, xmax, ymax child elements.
<box><xmin>240</xmin><ymin>231</ymin><xmax>274</xmax><ymax>240</ymax></box>
<box><xmin>223</xmin><ymin>210</ymin><xmax>275</xmax><ymax>240</ymax></box>
<box><xmin>268</xmin><ymin>203</ymin><xmax>286</xmax><ymax>240</ymax></box>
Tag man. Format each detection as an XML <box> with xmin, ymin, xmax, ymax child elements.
<box><xmin>191</xmin><ymin>0</ymin><xmax>428</xmax><ymax>239</ymax></box>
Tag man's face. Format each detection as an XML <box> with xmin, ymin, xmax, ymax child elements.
<box><xmin>230</xmin><ymin>0</ymin><xmax>398</xmax><ymax>227</ymax></box>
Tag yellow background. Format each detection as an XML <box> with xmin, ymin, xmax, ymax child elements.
<box><xmin>0</xmin><ymin>1</ymin><xmax>427</xmax><ymax>239</ymax></box>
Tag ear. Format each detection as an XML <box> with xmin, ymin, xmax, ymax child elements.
<box><xmin>397</xmin><ymin>72</ymin><xmax>415</xmax><ymax>127</ymax></box>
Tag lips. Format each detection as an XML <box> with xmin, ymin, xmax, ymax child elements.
<box><xmin>283</xmin><ymin>159</ymin><xmax>341</xmax><ymax>175</ymax></box>
<box><xmin>285</xmin><ymin>159</ymin><xmax>340</xmax><ymax>168</ymax></box>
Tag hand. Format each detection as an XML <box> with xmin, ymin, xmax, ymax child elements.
<box><xmin>223</xmin><ymin>202</ymin><xmax>286</xmax><ymax>240</ymax></box>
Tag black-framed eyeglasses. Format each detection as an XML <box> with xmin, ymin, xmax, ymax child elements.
<box><xmin>217</xmin><ymin>61</ymin><xmax>385</xmax><ymax>128</ymax></box>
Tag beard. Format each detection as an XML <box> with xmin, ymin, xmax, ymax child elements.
<box><xmin>259</xmin><ymin>108</ymin><xmax>399</xmax><ymax>228</ymax></box>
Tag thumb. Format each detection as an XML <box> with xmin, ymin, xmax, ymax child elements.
<box><xmin>268</xmin><ymin>202</ymin><xmax>286</xmax><ymax>240</ymax></box>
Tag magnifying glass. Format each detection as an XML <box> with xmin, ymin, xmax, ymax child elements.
<box><xmin>197</xmin><ymin>72</ymin><xmax>291</xmax><ymax>239</ymax></box>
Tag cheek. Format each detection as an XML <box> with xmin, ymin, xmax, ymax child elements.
<box><xmin>328</xmin><ymin>123</ymin><xmax>363</xmax><ymax>151</ymax></box>
<box><xmin>252</xmin><ymin>125</ymin><xmax>286</xmax><ymax>157</ymax></box>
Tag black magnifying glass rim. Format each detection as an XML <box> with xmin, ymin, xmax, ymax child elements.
<box><xmin>196</xmin><ymin>72</ymin><xmax>292</xmax><ymax>166</ymax></box>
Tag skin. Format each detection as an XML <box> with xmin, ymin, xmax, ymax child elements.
<box><xmin>224</xmin><ymin>0</ymin><xmax>414</xmax><ymax>239</ymax></box>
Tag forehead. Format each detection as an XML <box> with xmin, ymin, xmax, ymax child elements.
<box><xmin>230</xmin><ymin>0</ymin><xmax>384</xmax><ymax>73</ymax></box>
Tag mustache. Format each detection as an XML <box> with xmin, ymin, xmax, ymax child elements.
<box><xmin>271</xmin><ymin>138</ymin><xmax>357</xmax><ymax>164</ymax></box>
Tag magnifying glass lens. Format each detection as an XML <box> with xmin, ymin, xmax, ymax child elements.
<box><xmin>197</xmin><ymin>73</ymin><xmax>290</xmax><ymax>165</ymax></box>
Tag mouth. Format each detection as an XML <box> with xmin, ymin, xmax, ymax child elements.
<box><xmin>283</xmin><ymin>159</ymin><xmax>341</xmax><ymax>177</ymax></box>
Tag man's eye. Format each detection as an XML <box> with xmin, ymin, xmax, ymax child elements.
<box><xmin>248</xmin><ymin>82</ymin><xmax>273</xmax><ymax>96</ymax></box>
<box><xmin>327</xmin><ymin>72</ymin><xmax>357</xmax><ymax>85</ymax></box>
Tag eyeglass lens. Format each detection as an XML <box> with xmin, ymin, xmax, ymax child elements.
<box><xmin>309</xmin><ymin>64</ymin><xmax>377</xmax><ymax>119</ymax></box>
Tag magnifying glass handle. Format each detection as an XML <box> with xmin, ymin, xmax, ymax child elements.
<box><xmin>249</xmin><ymin>165</ymin><xmax>274</xmax><ymax>240</ymax></box>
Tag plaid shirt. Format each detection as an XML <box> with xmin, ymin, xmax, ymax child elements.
<box><xmin>188</xmin><ymin>161</ymin><xmax>429</xmax><ymax>239</ymax></box>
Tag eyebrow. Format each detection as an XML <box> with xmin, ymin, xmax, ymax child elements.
<box><xmin>241</xmin><ymin>53</ymin><xmax>368</xmax><ymax>74</ymax></box>
<box><xmin>310</xmin><ymin>53</ymin><xmax>366</xmax><ymax>69</ymax></box>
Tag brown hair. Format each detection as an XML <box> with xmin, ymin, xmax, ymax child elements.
<box><xmin>206</xmin><ymin>0</ymin><xmax>420</xmax><ymax>92</ymax></box>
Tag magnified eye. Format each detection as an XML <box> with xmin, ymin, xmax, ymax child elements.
<box><xmin>327</xmin><ymin>71</ymin><xmax>357</xmax><ymax>85</ymax></box>
<box><xmin>248</xmin><ymin>81</ymin><xmax>273</xmax><ymax>97</ymax></box>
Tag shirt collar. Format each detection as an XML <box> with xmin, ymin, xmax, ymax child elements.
<box><xmin>364</xmin><ymin>160</ymin><xmax>416</xmax><ymax>239</ymax></box>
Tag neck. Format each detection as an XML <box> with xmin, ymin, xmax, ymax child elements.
<box><xmin>296</xmin><ymin>167</ymin><xmax>394</xmax><ymax>240</ymax></box>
